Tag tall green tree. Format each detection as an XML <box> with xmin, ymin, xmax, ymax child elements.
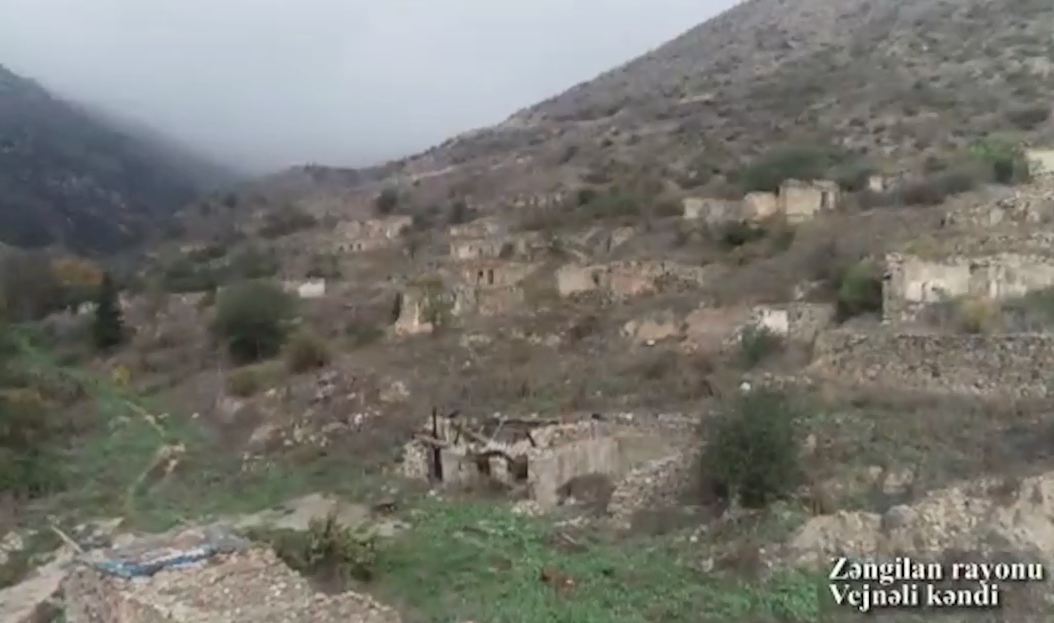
<box><xmin>92</xmin><ymin>271</ymin><xmax>125</xmax><ymax>350</ymax></box>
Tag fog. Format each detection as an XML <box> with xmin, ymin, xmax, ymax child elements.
<box><xmin>0</xmin><ymin>0</ymin><xmax>734</xmax><ymax>173</ymax></box>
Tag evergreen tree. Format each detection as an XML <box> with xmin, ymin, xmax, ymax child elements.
<box><xmin>92</xmin><ymin>272</ymin><xmax>124</xmax><ymax>350</ymax></box>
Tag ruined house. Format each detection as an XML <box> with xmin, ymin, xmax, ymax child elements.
<box><xmin>400</xmin><ymin>410</ymin><xmax>690</xmax><ymax>510</ymax></box>
<box><xmin>448</xmin><ymin>216</ymin><xmax>504</xmax><ymax>239</ymax></box>
<box><xmin>1027</xmin><ymin>148</ymin><xmax>1054</xmax><ymax>177</ymax></box>
<box><xmin>392</xmin><ymin>287</ymin><xmax>436</xmax><ymax>335</ymax></box>
<box><xmin>884</xmin><ymin>241</ymin><xmax>1054</xmax><ymax>324</ymax></box>
<box><xmin>555</xmin><ymin>261</ymin><xmax>711</xmax><ymax>299</ymax></box>
<box><xmin>334</xmin><ymin>216</ymin><xmax>412</xmax><ymax>252</ymax></box>
<box><xmin>450</xmin><ymin>260</ymin><xmax>537</xmax><ymax>315</ymax></box>
<box><xmin>739</xmin><ymin>179</ymin><xmax>840</xmax><ymax>223</ymax></box>
<box><xmin>681</xmin><ymin>197</ymin><xmax>739</xmax><ymax>225</ymax></box>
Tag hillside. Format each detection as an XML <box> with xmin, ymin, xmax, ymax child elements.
<box><xmin>373</xmin><ymin>0</ymin><xmax>1053</xmax><ymax>209</ymax></box>
<box><xmin>0</xmin><ymin>63</ymin><xmax>235</xmax><ymax>254</ymax></box>
<box><xmin>6</xmin><ymin>1</ymin><xmax>1054</xmax><ymax>621</ymax></box>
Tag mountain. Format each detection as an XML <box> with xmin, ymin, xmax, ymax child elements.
<box><xmin>0</xmin><ymin>63</ymin><xmax>237</xmax><ymax>254</ymax></box>
<box><xmin>375</xmin><ymin>0</ymin><xmax>1053</xmax><ymax>208</ymax></box>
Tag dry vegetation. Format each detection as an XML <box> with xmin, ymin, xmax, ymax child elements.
<box><xmin>4</xmin><ymin>0</ymin><xmax>1054</xmax><ymax>620</ymax></box>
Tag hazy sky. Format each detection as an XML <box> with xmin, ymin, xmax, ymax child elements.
<box><xmin>0</xmin><ymin>0</ymin><xmax>733</xmax><ymax>173</ymax></box>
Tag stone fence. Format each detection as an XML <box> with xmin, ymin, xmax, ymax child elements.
<box><xmin>810</xmin><ymin>330</ymin><xmax>1054</xmax><ymax>397</ymax></box>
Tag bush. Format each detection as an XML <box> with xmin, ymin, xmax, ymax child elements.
<box><xmin>251</xmin><ymin>512</ymin><xmax>378</xmax><ymax>586</ymax></box>
<box><xmin>738</xmin><ymin>326</ymin><xmax>784</xmax><ymax>368</ymax></box>
<box><xmin>213</xmin><ymin>281</ymin><xmax>296</xmax><ymax>363</ymax></box>
<box><xmin>0</xmin><ymin>386</ymin><xmax>61</xmax><ymax>498</ymax></box>
<box><xmin>257</xmin><ymin>207</ymin><xmax>317</xmax><ymax>239</ymax></box>
<box><xmin>968</xmin><ymin>138</ymin><xmax>1031</xmax><ymax>185</ymax></box>
<box><xmin>227</xmin><ymin>245</ymin><xmax>280</xmax><ymax>280</ymax></box>
<box><xmin>834</xmin><ymin>260</ymin><xmax>883</xmax><ymax>320</ymax></box>
<box><xmin>716</xmin><ymin>220</ymin><xmax>768</xmax><ymax>248</ymax></box>
<box><xmin>227</xmin><ymin>365</ymin><xmax>264</xmax><ymax>397</ymax></box>
<box><xmin>345</xmin><ymin>320</ymin><xmax>383</xmax><ymax>348</ymax></box>
<box><xmin>91</xmin><ymin>272</ymin><xmax>125</xmax><ymax>351</ymax></box>
<box><xmin>701</xmin><ymin>390</ymin><xmax>803</xmax><ymax>509</ymax></box>
<box><xmin>375</xmin><ymin>188</ymin><xmax>399</xmax><ymax>215</ymax></box>
<box><xmin>284</xmin><ymin>327</ymin><xmax>331</xmax><ymax>373</ymax></box>
<box><xmin>737</xmin><ymin>144</ymin><xmax>851</xmax><ymax>193</ymax></box>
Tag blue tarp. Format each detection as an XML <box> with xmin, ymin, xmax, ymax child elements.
<box><xmin>89</xmin><ymin>525</ymin><xmax>249</xmax><ymax>579</ymax></box>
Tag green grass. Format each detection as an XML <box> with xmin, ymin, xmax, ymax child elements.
<box><xmin>369</xmin><ymin>500</ymin><xmax>821</xmax><ymax>623</ymax></box>
<box><xmin>14</xmin><ymin>332</ymin><xmax>372</xmax><ymax>532</ymax></box>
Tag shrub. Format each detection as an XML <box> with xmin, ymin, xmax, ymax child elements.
<box><xmin>227</xmin><ymin>365</ymin><xmax>263</xmax><ymax>397</ymax></box>
<box><xmin>834</xmin><ymin>260</ymin><xmax>883</xmax><ymax>320</ymax></box>
<box><xmin>345</xmin><ymin>320</ymin><xmax>383</xmax><ymax>348</ymax></box>
<box><xmin>257</xmin><ymin>207</ymin><xmax>317</xmax><ymax>239</ymax></box>
<box><xmin>91</xmin><ymin>272</ymin><xmax>125</xmax><ymax>351</ymax></box>
<box><xmin>252</xmin><ymin>512</ymin><xmax>378</xmax><ymax>586</ymax></box>
<box><xmin>213</xmin><ymin>281</ymin><xmax>295</xmax><ymax>363</ymax></box>
<box><xmin>227</xmin><ymin>245</ymin><xmax>280</xmax><ymax>280</ymax></box>
<box><xmin>899</xmin><ymin>166</ymin><xmax>980</xmax><ymax>206</ymax></box>
<box><xmin>968</xmin><ymin>138</ymin><xmax>1031</xmax><ymax>185</ymax></box>
<box><xmin>738</xmin><ymin>326</ymin><xmax>783</xmax><ymax>368</ymax></box>
<box><xmin>375</xmin><ymin>188</ymin><xmax>399</xmax><ymax>215</ymax></box>
<box><xmin>716</xmin><ymin>220</ymin><xmax>767</xmax><ymax>248</ymax></box>
<box><xmin>737</xmin><ymin>144</ymin><xmax>850</xmax><ymax>193</ymax></box>
<box><xmin>701</xmin><ymin>390</ymin><xmax>803</xmax><ymax>509</ymax></box>
<box><xmin>284</xmin><ymin>327</ymin><xmax>331</xmax><ymax>373</ymax></box>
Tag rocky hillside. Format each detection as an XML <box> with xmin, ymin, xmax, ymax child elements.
<box><xmin>382</xmin><ymin>0</ymin><xmax>1053</xmax><ymax>208</ymax></box>
<box><xmin>0</xmin><ymin>63</ymin><xmax>235</xmax><ymax>254</ymax></box>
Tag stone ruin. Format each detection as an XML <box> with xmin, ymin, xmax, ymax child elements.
<box><xmin>883</xmin><ymin>243</ymin><xmax>1054</xmax><ymax>326</ymax></box>
<box><xmin>683</xmin><ymin>178</ymin><xmax>839</xmax><ymax>225</ymax></box>
<box><xmin>803</xmin><ymin>176</ymin><xmax>1054</xmax><ymax>396</ymax></box>
<box><xmin>555</xmin><ymin>260</ymin><xmax>713</xmax><ymax>300</ymax></box>
<box><xmin>400</xmin><ymin>409</ymin><xmax>689</xmax><ymax>510</ymax></box>
<box><xmin>333</xmin><ymin>216</ymin><xmax>412</xmax><ymax>252</ymax></box>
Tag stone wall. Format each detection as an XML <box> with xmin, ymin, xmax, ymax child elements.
<box><xmin>453</xmin><ymin>284</ymin><xmax>524</xmax><ymax>316</ymax></box>
<box><xmin>942</xmin><ymin>178</ymin><xmax>1054</xmax><ymax>229</ymax></box>
<box><xmin>884</xmin><ymin>252</ymin><xmax>1054</xmax><ymax>324</ymax></box>
<box><xmin>528</xmin><ymin>437</ymin><xmax>620</xmax><ymax>509</ymax></box>
<box><xmin>1027</xmin><ymin>148</ymin><xmax>1054</xmax><ymax>176</ymax></box>
<box><xmin>682</xmin><ymin>197</ymin><xmax>739</xmax><ymax>225</ymax></box>
<box><xmin>810</xmin><ymin>330</ymin><xmax>1054</xmax><ymax>396</ymax></box>
<box><xmin>448</xmin><ymin>217</ymin><xmax>505</xmax><ymax>239</ymax></box>
<box><xmin>781</xmin><ymin>179</ymin><xmax>839</xmax><ymax>223</ymax></box>
<box><xmin>555</xmin><ymin>261</ymin><xmax>711</xmax><ymax>299</ymax></box>
<box><xmin>455</xmin><ymin>260</ymin><xmax>537</xmax><ymax>288</ymax></box>
<box><xmin>449</xmin><ymin>232</ymin><xmax>543</xmax><ymax>260</ymax></box>
<box><xmin>742</xmin><ymin>302</ymin><xmax>835</xmax><ymax>342</ymax></box>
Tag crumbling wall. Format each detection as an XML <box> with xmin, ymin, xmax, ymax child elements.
<box><xmin>942</xmin><ymin>179</ymin><xmax>1054</xmax><ymax>229</ymax></box>
<box><xmin>334</xmin><ymin>216</ymin><xmax>411</xmax><ymax>251</ymax></box>
<box><xmin>780</xmin><ymin>179</ymin><xmax>839</xmax><ymax>223</ymax></box>
<box><xmin>528</xmin><ymin>437</ymin><xmax>620</xmax><ymax>509</ymax></box>
<box><xmin>448</xmin><ymin>217</ymin><xmax>504</xmax><ymax>239</ymax></box>
<box><xmin>449</xmin><ymin>233</ymin><xmax>543</xmax><ymax>261</ymax></box>
<box><xmin>450</xmin><ymin>238</ymin><xmax>505</xmax><ymax>260</ymax></box>
<box><xmin>810</xmin><ymin>330</ymin><xmax>1054</xmax><ymax>396</ymax></box>
<box><xmin>742</xmin><ymin>192</ymin><xmax>779</xmax><ymax>220</ymax></box>
<box><xmin>555</xmin><ymin>261</ymin><xmax>710</xmax><ymax>299</ymax></box>
<box><xmin>401</xmin><ymin>414</ymin><xmax>693</xmax><ymax>510</ymax></box>
<box><xmin>884</xmin><ymin>252</ymin><xmax>1054</xmax><ymax>324</ymax></box>
<box><xmin>455</xmin><ymin>260</ymin><xmax>536</xmax><ymax>288</ymax></box>
<box><xmin>742</xmin><ymin>303</ymin><xmax>835</xmax><ymax>342</ymax></box>
<box><xmin>1027</xmin><ymin>148</ymin><xmax>1054</xmax><ymax>177</ymax></box>
<box><xmin>453</xmin><ymin>284</ymin><xmax>524</xmax><ymax>316</ymax></box>
<box><xmin>682</xmin><ymin>197</ymin><xmax>739</xmax><ymax>224</ymax></box>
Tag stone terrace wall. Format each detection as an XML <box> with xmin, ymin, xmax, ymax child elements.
<box><xmin>810</xmin><ymin>330</ymin><xmax>1054</xmax><ymax>397</ymax></box>
<box><xmin>883</xmin><ymin>251</ymin><xmax>1054</xmax><ymax>324</ymax></box>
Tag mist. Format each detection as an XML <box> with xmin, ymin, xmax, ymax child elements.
<box><xmin>0</xmin><ymin>0</ymin><xmax>735</xmax><ymax>173</ymax></box>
